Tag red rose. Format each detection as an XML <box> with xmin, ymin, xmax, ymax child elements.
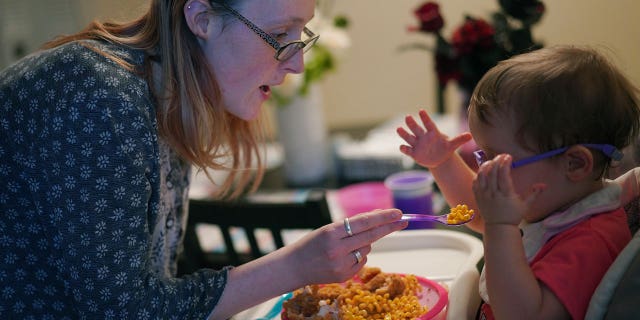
<box><xmin>499</xmin><ymin>0</ymin><xmax>545</xmax><ymax>23</ymax></box>
<box><xmin>451</xmin><ymin>17</ymin><xmax>496</xmax><ymax>55</ymax></box>
<box><xmin>413</xmin><ymin>2</ymin><xmax>444</xmax><ymax>33</ymax></box>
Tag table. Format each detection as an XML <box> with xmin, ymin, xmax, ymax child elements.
<box><xmin>231</xmin><ymin>191</ymin><xmax>484</xmax><ymax>320</ymax></box>
<box><xmin>191</xmin><ymin>113</ymin><xmax>484</xmax><ymax>318</ymax></box>
<box><xmin>234</xmin><ymin>229</ymin><xmax>483</xmax><ymax>320</ymax></box>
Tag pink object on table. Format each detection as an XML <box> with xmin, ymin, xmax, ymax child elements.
<box><xmin>336</xmin><ymin>182</ymin><xmax>393</xmax><ymax>217</ymax></box>
<box><xmin>416</xmin><ymin>275</ymin><xmax>449</xmax><ymax>319</ymax></box>
<box><xmin>280</xmin><ymin>274</ymin><xmax>448</xmax><ymax>320</ymax></box>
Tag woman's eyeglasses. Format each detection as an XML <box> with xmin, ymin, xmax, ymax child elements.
<box><xmin>218</xmin><ymin>2</ymin><xmax>319</xmax><ymax>61</ymax></box>
<box><xmin>473</xmin><ymin>144</ymin><xmax>623</xmax><ymax>169</ymax></box>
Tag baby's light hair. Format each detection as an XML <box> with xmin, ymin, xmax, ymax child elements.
<box><xmin>469</xmin><ymin>45</ymin><xmax>640</xmax><ymax>173</ymax></box>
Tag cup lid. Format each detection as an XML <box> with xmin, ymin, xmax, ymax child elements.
<box><xmin>384</xmin><ymin>170</ymin><xmax>433</xmax><ymax>192</ymax></box>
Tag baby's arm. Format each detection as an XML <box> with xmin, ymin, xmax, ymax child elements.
<box><xmin>475</xmin><ymin>155</ymin><xmax>569</xmax><ymax>319</ymax></box>
<box><xmin>397</xmin><ymin>110</ymin><xmax>484</xmax><ymax>232</ymax></box>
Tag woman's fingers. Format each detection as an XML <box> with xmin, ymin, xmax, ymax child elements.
<box><xmin>342</xmin><ymin>209</ymin><xmax>404</xmax><ymax>238</ymax></box>
<box><xmin>349</xmin><ymin>245</ymin><xmax>372</xmax><ymax>266</ymax></box>
<box><xmin>340</xmin><ymin>213</ymin><xmax>406</xmax><ymax>254</ymax></box>
<box><xmin>304</xmin><ymin>210</ymin><xmax>405</xmax><ymax>283</ymax></box>
<box><xmin>336</xmin><ymin>210</ymin><xmax>406</xmax><ymax>270</ymax></box>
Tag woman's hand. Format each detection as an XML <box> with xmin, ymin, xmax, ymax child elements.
<box><xmin>397</xmin><ymin>109</ymin><xmax>473</xmax><ymax>169</ymax></box>
<box><xmin>211</xmin><ymin>209</ymin><xmax>406</xmax><ymax>319</ymax></box>
<box><xmin>287</xmin><ymin>209</ymin><xmax>407</xmax><ymax>285</ymax></box>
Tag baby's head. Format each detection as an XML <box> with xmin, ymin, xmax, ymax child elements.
<box><xmin>469</xmin><ymin>45</ymin><xmax>640</xmax><ymax>177</ymax></box>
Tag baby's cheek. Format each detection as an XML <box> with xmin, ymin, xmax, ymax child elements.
<box><xmin>522</xmin><ymin>207</ymin><xmax>549</xmax><ymax>223</ymax></box>
<box><xmin>509</xmin><ymin>170</ymin><xmax>533</xmax><ymax>193</ymax></box>
<box><xmin>521</xmin><ymin>188</ymin><xmax>555</xmax><ymax>222</ymax></box>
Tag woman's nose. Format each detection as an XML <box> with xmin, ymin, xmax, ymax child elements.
<box><xmin>283</xmin><ymin>50</ymin><xmax>305</xmax><ymax>74</ymax></box>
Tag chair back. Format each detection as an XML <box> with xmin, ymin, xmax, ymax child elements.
<box><xmin>585</xmin><ymin>228</ymin><xmax>640</xmax><ymax>319</ymax></box>
<box><xmin>179</xmin><ymin>189</ymin><xmax>332</xmax><ymax>273</ymax></box>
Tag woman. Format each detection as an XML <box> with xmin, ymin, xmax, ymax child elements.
<box><xmin>0</xmin><ymin>0</ymin><xmax>407</xmax><ymax>318</ymax></box>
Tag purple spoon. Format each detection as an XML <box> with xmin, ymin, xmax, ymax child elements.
<box><xmin>401</xmin><ymin>212</ymin><xmax>475</xmax><ymax>226</ymax></box>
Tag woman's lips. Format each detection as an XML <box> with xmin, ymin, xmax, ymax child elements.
<box><xmin>260</xmin><ymin>85</ymin><xmax>271</xmax><ymax>98</ymax></box>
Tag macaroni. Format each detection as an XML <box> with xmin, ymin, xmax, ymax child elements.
<box><xmin>283</xmin><ymin>267</ymin><xmax>428</xmax><ymax>320</ymax></box>
<box><xmin>447</xmin><ymin>204</ymin><xmax>474</xmax><ymax>224</ymax></box>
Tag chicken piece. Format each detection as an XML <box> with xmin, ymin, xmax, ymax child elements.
<box><xmin>377</xmin><ymin>275</ymin><xmax>406</xmax><ymax>299</ymax></box>
<box><xmin>283</xmin><ymin>286</ymin><xmax>323</xmax><ymax>319</ymax></box>
<box><xmin>316</xmin><ymin>283</ymin><xmax>343</xmax><ymax>301</ymax></box>
<box><xmin>363</xmin><ymin>273</ymin><xmax>408</xmax><ymax>299</ymax></box>
<box><xmin>363</xmin><ymin>272</ymin><xmax>387</xmax><ymax>291</ymax></box>
<box><xmin>357</xmin><ymin>266</ymin><xmax>381</xmax><ymax>282</ymax></box>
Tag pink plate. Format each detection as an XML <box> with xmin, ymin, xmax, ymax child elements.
<box><xmin>336</xmin><ymin>182</ymin><xmax>393</xmax><ymax>217</ymax></box>
<box><xmin>281</xmin><ymin>273</ymin><xmax>448</xmax><ymax>320</ymax></box>
<box><xmin>414</xmin><ymin>274</ymin><xmax>449</xmax><ymax>319</ymax></box>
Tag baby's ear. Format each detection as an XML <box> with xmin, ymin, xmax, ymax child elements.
<box><xmin>564</xmin><ymin>145</ymin><xmax>594</xmax><ymax>181</ymax></box>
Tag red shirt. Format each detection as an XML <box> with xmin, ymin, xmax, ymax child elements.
<box><xmin>479</xmin><ymin>209</ymin><xmax>630</xmax><ymax>320</ymax></box>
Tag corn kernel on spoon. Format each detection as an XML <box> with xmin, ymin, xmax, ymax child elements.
<box><xmin>400</xmin><ymin>204</ymin><xmax>475</xmax><ymax>226</ymax></box>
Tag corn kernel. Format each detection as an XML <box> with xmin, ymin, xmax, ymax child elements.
<box><xmin>447</xmin><ymin>204</ymin><xmax>474</xmax><ymax>224</ymax></box>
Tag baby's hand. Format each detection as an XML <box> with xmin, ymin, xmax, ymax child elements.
<box><xmin>397</xmin><ymin>109</ymin><xmax>472</xmax><ymax>169</ymax></box>
<box><xmin>472</xmin><ymin>154</ymin><xmax>529</xmax><ymax>226</ymax></box>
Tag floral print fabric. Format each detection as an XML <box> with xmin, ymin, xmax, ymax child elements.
<box><xmin>0</xmin><ymin>40</ymin><xmax>226</xmax><ymax>319</ymax></box>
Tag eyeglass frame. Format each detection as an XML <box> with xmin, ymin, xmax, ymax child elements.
<box><xmin>216</xmin><ymin>1</ymin><xmax>320</xmax><ymax>61</ymax></box>
<box><xmin>473</xmin><ymin>144</ymin><xmax>623</xmax><ymax>169</ymax></box>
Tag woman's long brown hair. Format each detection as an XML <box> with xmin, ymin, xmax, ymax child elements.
<box><xmin>43</xmin><ymin>0</ymin><xmax>264</xmax><ymax>199</ymax></box>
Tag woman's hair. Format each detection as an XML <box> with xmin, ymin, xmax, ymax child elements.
<box><xmin>470</xmin><ymin>45</ymin><xmax>640</xmax><ymax>174</ymax></box>
<box><xmin>43</xmin><ymin>0</ymin><xmax>264</xmax><ymax>199</ymax></box>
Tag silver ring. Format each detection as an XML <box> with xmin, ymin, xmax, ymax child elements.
<box><xmin>343</xmin><ymin>218</ymin><xmax>353</xmax><ymax>237</ymax></box>
<box><xmin>353</xmin><ymin>250</ymin><xmax>363</xmax><ymax>264</ymax></box>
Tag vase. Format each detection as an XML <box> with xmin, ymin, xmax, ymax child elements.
<box><xmin>275</xmin><ymin>84</ymin><xmax>329</xmax><ymax>186</ymax></box>
<box><xmin>457</xmin><ymin>88</ymin><xmax>479</xmax><ymax>171</ymax></box>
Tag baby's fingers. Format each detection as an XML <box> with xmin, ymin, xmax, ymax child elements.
<box><xmin>396</xmin><ymin>127</ymin><xmax>416</xmax><ymax>146</ymax></box>
<box><xmin>449</xmin><ymin>132</ymin><xmax>474</xmax><ymax>149</ymax></box>
<box><xmin>473</xmin><ymin>161</ymin><xmax>493</xmax><ymax>194</ymax></box>
<box><xmin>496</xmin><ymin>154</ymin><xmax>514</xmax><ymax>194</ymax></box>
<box><xmin>404</xmin><ymin>114</ymin><xmax>426</xmax><ymax>137</ymax></box>
<box><xmin>474</xmin><ymin>156</ymin><xmax>505</xmax><ymax>195</ymax></box>
<box><xmin>485</xmin><ymin>157</ymin><xmax>502</xmax><ymax>192</ymax></box>
<box><xmin>418</xmin><ymin>109</ymin><xmax>440</xmax><ymax>134</ymax></box>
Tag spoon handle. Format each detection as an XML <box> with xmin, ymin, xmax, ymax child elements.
<box><xmin>401</xmin><ymin>214</ymin><xmax>446</xmax><ymax>223</ymax></box>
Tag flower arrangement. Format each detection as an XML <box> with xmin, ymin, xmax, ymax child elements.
<box><xmin>271</xmin><ymin>1</ymin><xmax>350</xmax><ymax>108</ymax></box>
<box><xmin>404</xmin><ymin>0</ymin><xmax>545</xmax><ymax>113</ymax></box>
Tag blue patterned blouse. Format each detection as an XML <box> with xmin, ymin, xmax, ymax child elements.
<box><xmin>0</xmin><ymin>40</ymin><xmax>227</xmax><ymax>319</ymax></box>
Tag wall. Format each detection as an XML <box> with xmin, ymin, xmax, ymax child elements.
<box><xmin>0</xmin><ymin>0</ymin><xmax>149</xmax><ymax>67</ymax></box>
<box><xmin>2</xmin><ymin>0</ymin><xmax>639</xmax><ymax>131</ymax></box>
<box><xmin>323</xmin><ymin>0</ymin><xmax>640</xmax><ymax>129</ymax></box>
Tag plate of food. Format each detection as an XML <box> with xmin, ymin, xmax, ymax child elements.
<box><xmin>280</xmin><ymin>267</ymin><xmax>448</xmax><ymax>320</ymax></box>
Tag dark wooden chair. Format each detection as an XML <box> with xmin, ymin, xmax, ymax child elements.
<box><xmin>178</xmin><ymin>189</ymin><xmax>333</xmax><ymax>274</ymax></box>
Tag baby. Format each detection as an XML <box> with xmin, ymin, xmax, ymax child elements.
<box><xmin>398</xmin><ymin>45</ymin><xmax>640</xmax><ymax>319</ymax></box>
